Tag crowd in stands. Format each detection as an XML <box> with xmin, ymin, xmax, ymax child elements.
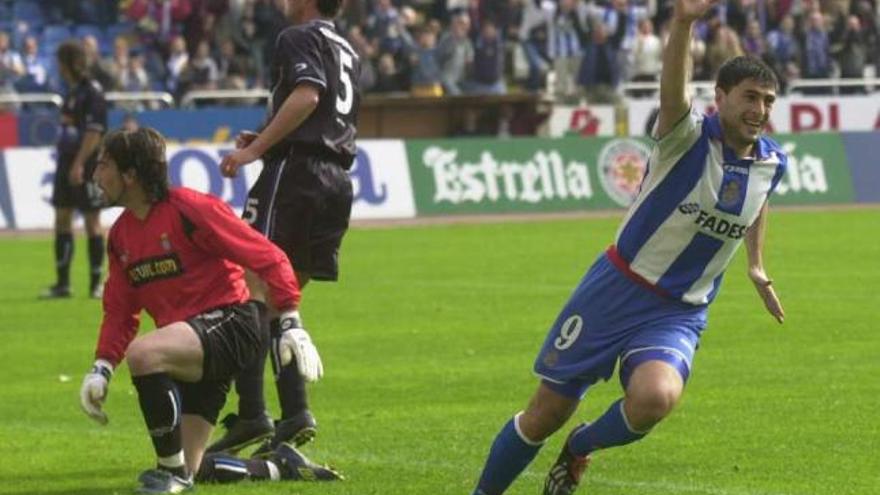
<box><xmin>0</xmin><ymin>0</ymin><xmax>878</xmax><ymax>106</ymax></box>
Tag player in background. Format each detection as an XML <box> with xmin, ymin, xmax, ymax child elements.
<box><xmin>42</xmin><ymin>40</ymin><xmax>107</xmax><ymax>299</ymax></box>
<box><xmin>208</xmin><ymin>0</ymin><xmax>361</xmax><ymax>456</ymax></box>
<box><xmin>79</xmin><ymin>128</ymin><xmax>340</xmax><ymax>494</ymax></box>
<box><xmin>471</xmin><ymin>0</ymin><xmax>788</xmax><ymax>493</ymax></box>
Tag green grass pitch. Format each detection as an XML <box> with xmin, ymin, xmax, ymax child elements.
<box><xmin>1</xmin><ymin>208</ymin><xmax>878</xmax><ymax>495</ymax></box>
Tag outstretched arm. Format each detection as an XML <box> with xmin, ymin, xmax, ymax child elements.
<box><xmin>656</xmin><ymin>0</ymin><xmax>718</xmax><ymax>137</ymax></box>
<box><xmin>745</xmin><ymin>201</ymin><xmax>784</xmax><ymax>324</ymax></box>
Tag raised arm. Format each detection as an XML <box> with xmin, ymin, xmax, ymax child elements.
<box><xmin>656</xmin><ymin>0</ymin><xmax>718</xmax><ymax>137</ymax></box>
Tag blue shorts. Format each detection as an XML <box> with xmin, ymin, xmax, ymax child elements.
<box><xmin>534</xmin><ymin>253</ymin><xmax>708</xmax><ymax>399</ymax></box>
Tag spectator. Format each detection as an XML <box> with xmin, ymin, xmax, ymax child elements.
<box><xmin>851</xmin><ymin>0</ymin><xmax>879</xmax><ymax>72</ymax></box>
<box><xmin>549</xmin><ymin>0</ymin><xmax>586</xmax><ymax>101</ymax></box>
<box><xmin>602</xmin><ymin>0</ymin><xmax>649</xmax><ymax>89</ymax></box>
<box><xmin>165</xmin><ymin>35</ymin><xmax>189</xmax><ymax>94</ymax></box>
<box><xmin>578</xmin><ymin>17</ymin><xmax>625</xmax><ymax>103</ymax></box>
<box><xmin>347</xmin><ymin>25</ymin><xmax>377</xmax><ymax>92</ymax></box>
<box><xmin>0</xmin><ymin>31</ymin><xmax>25</xmax><ymax>93</ymax></box>
<box><xmin>373</xmin><ymin>52</ymin><xmax>408</xmax><ymax>92</ymax></box>
<box><xmin>437</xmin><ymin>13</ymin><xmax>474</xmax><ymax>95</ymax></box>
<box><xmin>409</xmin><ymin>27</ymin><xmax>444</xmax><ymax>96</ymax></box>
<box><xmin>466</xmin><ymin>20</ymin><xmax>507</xmax><ymax>95</ymax></box>
<box><xmin>182</xmin><ymin>40</ymin><xmax>219</xmax><ymax>93</ymax></box>
<box><xmin>742</xmin><ymin>18</ymin><xmax>768</xmax><ymax>58</ymax></box>
<box><xmin>767</xmin><ymin>14</ymin><xmax>801</xmax><ymax>91</ymax></box>
<box><xmin>705</xmin><ymin>25</ymin><xmax>743</xmax><ymax>78</ymax></box>
<box><xmin>126</xmin><ymin>0</ymin><xmax>194</xmax><ymax>47</ymax></box>
<box><xmin>184</xmin><ymin>0</ymin><xmax>228</xmax><ymax>54</ymax></box>
<box><xmin>216</xmin><ymin>38</ymin><xmax>249</xmax><ymax>90</ymax></box>
<box><xmin>518</xmin><ymin>0</ymin><xmax>554</xmax><ymax>91</ymax></box>
<box><xmin>16</xmin><ymin>35</ymin><xmax>49</xmax><ymax>92</ymax></box>
<box><xmin>122</xmin><ymin>112</ymin><xmax>140</xmax><ymax>131</ymax></box>
<box><xmin>832</xmin><ymin>15</ymin><xmax>869</xmax><ymax>94</ymax></box>
<box><xmin>120</xmin><ymin>52</ymin><xmax>152</xmax><ymax>93</ymax></box>
<box><xmin>630</xmin><ymin>17</ymin><xmax>662</xmax><ymax>98</ymax></box>
<box><xmin>82</xmin><ymin>35</ymin><xmax>115</xmax><ymax>91</ymax></box>
<box><xmin>802</xmin><ymin>11</ymin><xmax>832</xmax><ymax>93</ymax></box>
<box><xmin>106</xmin><ymin>36</ymin><xmax>131</xmax><ymax>91</ymax></box>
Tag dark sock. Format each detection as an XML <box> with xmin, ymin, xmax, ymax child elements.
<box><xmin>132</xmin><ymin>373</ymin><xmax>184</xmax><ymax>474</ymax></box>
<box><xmin>270</xmin><ymin>318</ymin><xmax>308</xmax><ymax>419</ymax></box>
<box><xmin>54</xmin><ymin>232</ymin><xmax>73</xmax><ymax>288</ymax></box>
<box><xmin>197</xmin><ymin>454</ymin><xmax>278</xmax><ymax>483</ymax></box>
<box><xmin>235</xmin><ymin>304</ymin><xmax>270</xmax><ymax>420</ymax></box>
<box><xmin>87</xmin><ymin>235</ymin><xmax>104</xmax><ymax>290</ymax></box>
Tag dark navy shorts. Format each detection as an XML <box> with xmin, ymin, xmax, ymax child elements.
<box><xmin>51</xmin><ymin>156</ymin><xmax>103</xmax><ymax>211</ymax></box>
<box><xmin>534</xmin><ymin>253</ymin><xmax>708</xmax><ymax>399</ymax></box>
<box><xmin>244</xmin><ymin>153</ymin><xmax>352</xmax><ymax>281</ymax></box>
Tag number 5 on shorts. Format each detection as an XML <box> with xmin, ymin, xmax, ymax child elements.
<box><xmin>242</xmin><ymin>198</ymin><xmax>259</xmax><ymax>225</ymax></box>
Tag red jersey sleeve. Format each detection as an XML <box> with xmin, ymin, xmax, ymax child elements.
<box><xmin>176</xmin><ymin>190</ymin><xmax>301</xmax><ymax>310</ymax></box>
<box><xmin>95</xmin><ymin>232</ymin><xmax>142</xmax><ymax>367</ymax></box>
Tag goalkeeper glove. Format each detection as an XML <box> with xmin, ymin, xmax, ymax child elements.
<box><xmin>79</xmin><ymin>359</ymin><xmax>113</xmax><ymax>425</ymax></box>
<box><xmin>277</xmin><ymin>310</ymin><xmax>324</xmax><ymax>382</ymax></box>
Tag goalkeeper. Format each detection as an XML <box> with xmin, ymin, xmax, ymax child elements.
<box><xmin>79</xmin><ymin>127</ymin><xmax>340</xmax><ymax>494</ymax></box>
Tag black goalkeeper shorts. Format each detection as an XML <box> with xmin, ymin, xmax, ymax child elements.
<box><xmin>178</xmin><ymin>300</ymin><xmax>268</xmax><ymax>424</ymax></box>
<box><xmin>244</xmin><ymin>152</ymin><xmax>353</xmax><ymax>281</ymax></box>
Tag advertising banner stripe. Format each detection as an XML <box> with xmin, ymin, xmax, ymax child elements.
<box><xmin>841</xmin><ymin>132</ymin><xmax>880</xmax><ymax>203</ymax></box>
<box><xmin>0</xmin><ymin>151</ymin><xmax>15</xmax><ymax>229</ymax></box>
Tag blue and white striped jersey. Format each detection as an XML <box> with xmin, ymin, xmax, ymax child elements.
<box><xmin>613</xmin><ymin>110</ymin><xmax>787</xmax><ymax>305</ymax></box>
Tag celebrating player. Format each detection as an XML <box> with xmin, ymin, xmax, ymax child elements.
<box><xmin>472</xmin><ymin>0</ymin><xmax>787</xmax><ymax>493</ymax></box>
<box><xmin>208</xmin><ymin>0</ymin><xmax>361</xmax><ymax>456</ymax></box>
<box><xmin>79</xmin><ymin>127</ymin><xmax>341</xmax><ymax>494</ymax></box>
<box><xmin>42</xmin><ymin>40</ymin><xmax>107</xmax><ymax>299</ymax></box>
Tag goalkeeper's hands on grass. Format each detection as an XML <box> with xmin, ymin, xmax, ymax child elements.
<box><xmin>79</xmin><ymin>359</ymin><xmax>113</xmax><ymax>425</ymax></box>
<box><xmin>277</xmin><ymin>310</ymin><xmax>324</xmax><ymax>382</ymax></box>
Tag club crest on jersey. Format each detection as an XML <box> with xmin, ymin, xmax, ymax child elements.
<box><xmin>127</xmin><ymin>254</ymin><xmax>183</xmax><ymax>287</ymax></box>
<box><xmin>597</xmin><ymin>139</ymin><xmax>651</xmax><ymax>207</ymax></box>
<box><xmin>716</xmin><ymin>170</ymin><xmax>749</xmax><ymax>215</ymax></box>
<box><xmin>720</xmin><ymin>180</ymin><xmax>741</xmax><ymax>206</ymax></box>
<box><xmin>160</xmin><ymin>233</ymin><xmax>172</xmax><ymax>251</ymax></box>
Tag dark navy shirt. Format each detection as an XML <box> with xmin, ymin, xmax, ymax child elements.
<box><xmin>268</xmin><ymin>19</ymin><xmax>361</xmax><ymax>167</ymax></box>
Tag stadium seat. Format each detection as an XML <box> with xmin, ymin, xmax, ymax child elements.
<box><xmin>12</xmin><ymin>1</ymin><xmax>44</xmax><ymax>29</ymax></box>
<box><xmin>74</xmin><ymin>24</ymin><xmax>103</xmax><ymax>42</ymax></box>
<box><xmin>105</xmin><ymin>22</ymin><xmax>135</xmax><ymax>43</ymax></box>
<box><xmin>40</xmin><ymin>24</ymin><xmax>72</xmax><ymax>57</ymax></box>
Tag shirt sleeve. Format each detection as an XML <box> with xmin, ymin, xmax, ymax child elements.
<box><xmin>182</xmin><ymin>193</ymin><xmax>301</xmax><ymax>310</ymax></box>
<box><xmin>95</xmin><ymin>235</ymin><xmax>142</xmax><ymax>367</ymax></box>
<box><xmin>651</xmin><ymin>107</ymin><xmax>704</xmax><ymax>169</ymax></box>
<box><xmin>278</xmin><ymin>28</ymin><xmax>327</xmax><ymax>91</ymax></box>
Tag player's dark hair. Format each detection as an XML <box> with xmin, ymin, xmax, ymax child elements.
<box><xmin>317</xmin><ymin>0</ymin><xmax>343</xmax><ymax>17</ymax></box>
<box><xmin>102</xmin><ymin>127</ymin><xmax>169</xmax><ymax>202</ymax></box>
<box><xmin>56</xmin><ymin>40</ymin><xmax>88</xmax><ymax>82</ymax></box>
<box><xmin>716</xmin><ymin>55</ymin><xmax>778</xmax><ymax>93</ymax></box>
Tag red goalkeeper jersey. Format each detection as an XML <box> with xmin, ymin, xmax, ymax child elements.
<box><xmin>96</xmin><ymin>187</ymin><xmax>300</xmax><ymax>366</ymax></box>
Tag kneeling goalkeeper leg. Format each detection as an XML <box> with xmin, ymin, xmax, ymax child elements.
<box><xmin>132</xmin><ymin>373</ymin><xmax>187</xmax><ymax>478</ymax></box>
<box><xmin>197</xmin><ymin>445</ymin><xmax>342</xmax><ymax>483</ymax></box>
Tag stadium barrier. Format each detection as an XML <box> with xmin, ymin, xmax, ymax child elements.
<box><xmin>6</xmin><ymin>92</ymin><xmax>880</xmax><ymax>146</ymax></box>
<box><xmin>0</xmin><ymin>132</ymin><xmax>875</xmax><ymax>230</ymax></box>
